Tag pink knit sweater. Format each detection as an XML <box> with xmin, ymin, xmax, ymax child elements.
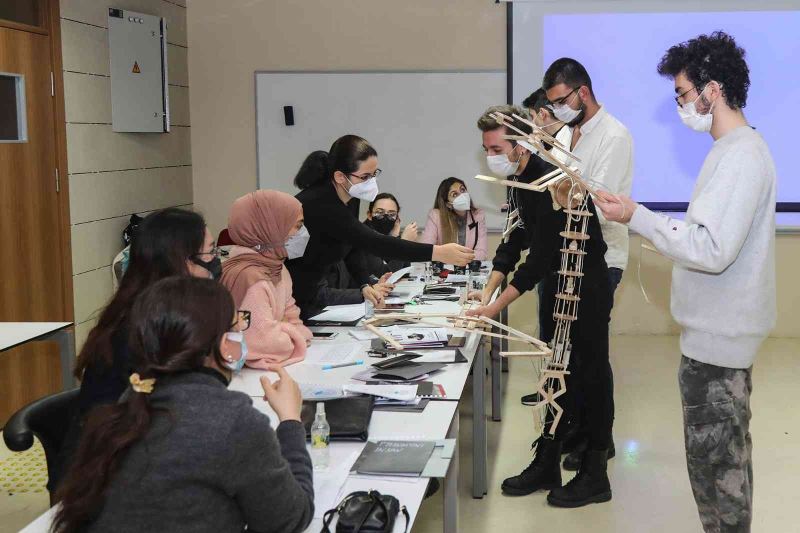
<box><xmin>232</xmin><ymin>252</ymin><xmax>312</xmax><ymax>368</ymax></box>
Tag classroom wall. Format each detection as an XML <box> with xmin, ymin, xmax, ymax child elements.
<box><xmin>187</xmin><ymin>1</ymin><xmax>800</xmax><ymax>338</ymax></box>
<box><xmin>60</xmin><ymin>0</ymin><xmax>193</xmax><ymax>348</ymax></box>
<box><xmin>187</xmin><ymin>0</ymin><xmax>506</xmax><ymax>234</ymax></box>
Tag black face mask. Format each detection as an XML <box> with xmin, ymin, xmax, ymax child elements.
<box><xmin>192</xmin><ymin>256</ymin><xmax>222</xmax><ymax>280</ymax></box>
<box><xmin>366</xmin><ymin>216</ymin><xmax>396</xmax><ymax>236</ymax></box>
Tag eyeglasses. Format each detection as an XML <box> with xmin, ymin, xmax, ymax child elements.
<box><xmin>231</xmin><ymin>310</ymin><xmax>251</xmax><ymax>332</ymax></box>
<box><xmin>193</xmin><ymin>246</ymin><xmax>222</xmax><ymax>260</ymax></box>
<box><xmin>348</xmin><ymin>169</ymin><xmax>382</xmax><ymax>181</ymax></box>
<box><xmin>674</xmin><ymin>85</ymin><xmax>702</xmax><ymax>105</ymax></box>
<box><xmin>549</xmin><ymin>87</ymin><xmax>578</xmax><ymax>106</ymax></box>
<box><xmin>372</xmin><ymin>208</ymin><xmax>398</xmax><ymax>220</ymax></box>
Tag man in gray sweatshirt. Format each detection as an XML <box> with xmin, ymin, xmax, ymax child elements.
<box><xmin>594</xmin><ymin>32</ymin><xmax>776</xmax><ymax>533</ymax></box>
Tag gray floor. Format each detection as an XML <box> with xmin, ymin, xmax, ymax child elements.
<box><xmin>413</xmin><ymin>335</ymin><xmax>800</xmax><ymax>533</ymax></box>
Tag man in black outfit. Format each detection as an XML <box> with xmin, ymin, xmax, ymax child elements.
<box><xmin>468</xmin><ymin>104</ymin><xmax>615</xmax><ymax>508</ymax></box>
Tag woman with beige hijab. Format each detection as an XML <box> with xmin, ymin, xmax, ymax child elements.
<box><xmin>221</xmin><ymin>190</ymin><xmax>312</xmax><ymax>367</ymax></box>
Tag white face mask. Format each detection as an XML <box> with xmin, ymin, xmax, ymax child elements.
<box><xmin>486</xmin><ymin>144</ymin><xmax>524</xmax><ymax>177</ymax></box>
<box><xmin>450</xmin><ymin>192</ymin><xmax>471</xmax><ymax>212</ymax></box>
<box><xmin>677</xmin><ymin>86</ymin><xmax>715</xmax><ymax>133</ymax></box>
<box><xmin>552</xmin><ymin>91</ymin><xmax>583</xmax><ymax>124</ymax></box>
<box><xmin>285</xmin><ymin>226</ymin><xmax>310</xmax><ymax>260</ymax></box>
<box><xmin>347</xmin><ymin>176</ymin><xmax>379</xmax><ymax>202</ymax></box>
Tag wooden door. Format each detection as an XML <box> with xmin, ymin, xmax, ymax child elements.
<box><xmin>0</xmin><ymin>0</ymin><xmax>73</xmax><ymax>425</ymax></box>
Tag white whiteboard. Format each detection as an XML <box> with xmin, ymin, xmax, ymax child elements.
<box><xmin>255</xmin><ymin>71</ymin><xmax>507</xmax><ymax>230</ymax></box>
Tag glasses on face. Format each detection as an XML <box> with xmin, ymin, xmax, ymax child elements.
<box><xmin>348</xmin><ymin>168</ymin><xmax>382</xmax><ymax>181</ymax></box>
<box><xmin>231</xmin><ymin>310</ymin><xmax>251</xmax><ymax>332</ymax></box>
<box><xmin>549</xmin><ymin>87</ymin><xmax>578</xmax><ymax>106</ymax></box>
<box><xmin>674</xmin><ymin>85</ymin><xmax>702</xmax><ymax>105</ymax></box>
<box><xmin>372</xmin><ymin>209</ymin><xmax>398</xmax><ymax>221</ymax></box>
<box><xmin>193</xmin><ymin>245</ymin><xmax>221</xmax><ymax>260</ymax></box>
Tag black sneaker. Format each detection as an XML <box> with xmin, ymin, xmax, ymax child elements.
<box><xmin>501</xmin><ymin>438</ymin><xmax>562</xmax><ymax>496</ymax></box>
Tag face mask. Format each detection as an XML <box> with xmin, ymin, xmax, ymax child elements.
<box><xmin>347</xmin><ymin>177</ymin><xmax>379</xmax><ymax>202</ymax></box>
<box><xmin>367</xmin><ymin>216</ymin><xmax>396</xmax><ymax>235</ymax></box>
<box><xmin>677</xmin><ymin>86</ymin><xmax>715</xmax><ymax>133</ymax></box>
<box><xmin>552</xmin><ymin>91</ymin><xmax>584</xmax><ymax>125</ymax></box>
<box><xmin>192</xmin><ymin>256</ymin><xmax>222</xmax><ymax>280</ymax></box>
<box><xmin>450</xmin><ymin>192</ymin><xmax>471</xmax><ymax>212</ymax></box>
<box><xmin>285</xmin><ymin>226</ymin><xmax>310</xmax><ymax>260</ymax></box>
<box><xmin>486</xmin><ymin>143</ymin><xmax>524</xmax><ymax>177</ymax></box>
<box><xmin>223</xmin><ymin>331</ymin><xmax>248</xmax><ymax>372</ymax></box>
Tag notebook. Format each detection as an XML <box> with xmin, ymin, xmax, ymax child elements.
<box><xmin>353</xmin><ymin>440</ymin><xmax>436</xmax><ymax>477</ymax></box>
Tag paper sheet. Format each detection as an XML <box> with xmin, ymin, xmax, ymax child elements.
<box><xmin>304</xmin><ymin>342</ymin><xmax>362</xmax><ymax>365</ymax></box>
<box><xmin>349</xmin><ymin>329</ymin><xmax>379</xmax><ymax>341</ymax></box>
<box><xmin>309</xmin><ymin>304</ymin><xmax>365</xmax><ymax>323</ymax></box>
<box><xmin>386</xmin><ymin>266</ymin><xmax>412</xmax><ymax>285</ymax></box>
<box><xmin>300</xmin><ymin>383</ymin><xmax>345</xmax><ymax>400</ymax></box>
<box><xmin>414</xmin><ymin>350</ymin><xmax>459</xmax><ymax>363</ymax></box>
<box><xmin>343</xmin><ymin>384</ymin><xmax>418</xmax><ymax>401</ymax></box>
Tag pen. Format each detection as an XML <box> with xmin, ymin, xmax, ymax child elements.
<box><xmin>323</xmin><ymin>360</ymin><xmax>364</xmax><ymax>371</ymax></box>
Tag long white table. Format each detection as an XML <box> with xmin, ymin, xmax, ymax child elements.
<box><xmin>0</xmin><ymin>322</ymin><xmax>76</xmax><ymax>390</ymax></box>
<box><xmin>20</xmin><ymin>274</ymin><xmax>497</xmax><ymax>532</ymax></box>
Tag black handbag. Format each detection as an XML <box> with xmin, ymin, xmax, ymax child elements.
<box><xmin>321</xmin><ymin>490</ymin><xmax>409</xmax><ymax>533</ymax></box>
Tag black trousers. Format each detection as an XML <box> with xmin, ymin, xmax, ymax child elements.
<box><xmin>539</xmin><ymin>272</ymin><xmax>614</xmax><ymax>450</ymax></box>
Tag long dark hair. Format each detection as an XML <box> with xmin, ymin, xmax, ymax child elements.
<box><xmin>73</xmin><ymin>208</ymin><xmax>207</xmax><ymax>379</ymax></box>
<box><xmin>434</xmin><ymin>177</ymin><xmax>475</xmax><ymax>245</ymax></box>
<box><xmin>293</xmin><ymin>134</ymin><xmax>377</xmax><ymax>189</ymax></box>
<box><xmin>53</xmin><ymin>277</ymin><xmax>235</xmax><ymax>533</ymax></box>
<box><xmin>368</xmin><ymin>192</ymin><xmax>401</xmax><ymax>214</ymax></box>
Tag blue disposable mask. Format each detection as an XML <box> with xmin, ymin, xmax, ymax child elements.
<box><xmin>223</xmin><ymin>331</ymin><xmax>248</xmax><ymax>372</ymax></box>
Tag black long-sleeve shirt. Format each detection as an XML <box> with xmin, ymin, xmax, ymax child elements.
<box><xmin>287</xmin><ymin>180</ymin><xmax>434</xmax><ymax>316</ymax></box>
<box><xmin>490</xmin><ymin>152</ymin><xmax>611</xmax><ymax>323</ymax></box>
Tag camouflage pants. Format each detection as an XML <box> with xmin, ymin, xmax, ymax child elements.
<box><xmin>679</xmin><ymin>355</ymin><xmax>753</xmax><ymax>533</ymax></box>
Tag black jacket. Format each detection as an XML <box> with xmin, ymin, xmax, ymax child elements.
<box><xmin>287</xmin><ymin>180</ymin><xmax>433</xmax><ymax>316</ymax></box>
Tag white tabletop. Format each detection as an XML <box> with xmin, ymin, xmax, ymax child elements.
<box><xmin>0</xmin><ymin>322</ymin><xmax>73</xmax><ymax>352</ymax></box>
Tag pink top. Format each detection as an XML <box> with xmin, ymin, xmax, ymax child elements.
<box><xmin>229</xmin><ymin>247</ymin><xmax>313</xmax><ymax>368</ymax></box>
<box><xmin>419</xmin><ymin>208</ymin><xmax>488</xmax><ymax>260</ymax></box>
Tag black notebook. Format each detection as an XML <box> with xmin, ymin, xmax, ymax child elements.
<box><xmin>300</xmin><ymin>396</ymin><xmax>375</xmax><ymax>442</ymax></box>
<box><xmin>353</xmin><ymin>440</ymin><xmax>436</xmax><ymax>477</ymax></box>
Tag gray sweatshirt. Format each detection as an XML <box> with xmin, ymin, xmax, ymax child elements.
<box><xmin>86</xmin><ymin>369</ymin><xmax>314</xmax><ymax>533</ymax></box>
<box><xmin>629</xmin><ymin>126</ymin><xmax>776</xmax><ymax>369</ymax></box>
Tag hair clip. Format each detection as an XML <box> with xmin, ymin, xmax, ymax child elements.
<box><xmin>130</xmin><ymin>373</ymin><xmax>156</xmax><ymax>394</ymax></box>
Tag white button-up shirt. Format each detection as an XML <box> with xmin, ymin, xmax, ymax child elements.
<box><xmin>569</xmin><ymin>106</ymin><xmax>634</xmax><ymax>271</ymax></box>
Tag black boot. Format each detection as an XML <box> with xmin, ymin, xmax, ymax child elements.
<box><xmin>547</xmin><ymin>449</ymin><xmax>612</xmax><ymax>508</ymax></box>
<box><xmin>563</xmin><ymin>436</ymin><xmax>615</xmax><ymax>471</ymax></box>
<box><xmin>501</xmin><ymin>437</ymin><xmax>562</xmax><ymax>496</ymax></box>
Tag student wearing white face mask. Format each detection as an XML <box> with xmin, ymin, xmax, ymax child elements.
<box><xmin>595</xmin><ymin>32</ymin><xmax>775</xmax><ymax>533</ymax></box>
<box><xmin>419</xmin><ymin>177</ymin><xmax>488</xmax><ymax>260</ymax></box>
<box><xmin>289</xmin><ymin>135</ymin><xmax>475</xmax><ymax>319</ymax></box>
<box><xmin>221</xmin><ymin>190</ymin><xmax>313</xmax><ymax>368</ymax></box>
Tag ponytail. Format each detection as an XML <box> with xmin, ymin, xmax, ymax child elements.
<box><xmin>52</xmin><ymin>393</ymin><xmax>155</xmax><ymax>533</ymax></box>
<box><xmin>294</xmin><ymin>135</ymin><xmax>377</xmax><ymax>190</ymax></box>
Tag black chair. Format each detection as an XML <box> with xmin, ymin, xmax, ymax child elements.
<box><xmin>3</xmin><ymin>388</ymin><xmax>79</xmax><ymax>503</ymax></box>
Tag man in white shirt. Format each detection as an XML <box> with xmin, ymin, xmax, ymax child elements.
<box><xmin>595</xmin><ymin>32</ymin><xmax>775</xmax><ymax>533</ymax></box>
<box><xmin>542</xmin><ymin>58</ymin><xmax>634</xmax><ymax>471</ymax></box>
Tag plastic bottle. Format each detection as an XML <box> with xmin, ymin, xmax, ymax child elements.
<box><xmin>310</xmin><ymin>402</ymin><xmax>330</xmax><ymax>470</ymax></box>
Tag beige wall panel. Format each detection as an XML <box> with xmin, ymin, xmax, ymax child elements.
<box><xmin>169</xmin><ymin>85</ymin><xmax>190</xmax><ymax>126</ymax></box>
<box><xmin>168</xmin><ymin>44</ymin><xmax>189</xmax><ymax>86</ymax></box>
<box><xmin>73</xmin><ymin>267</ymin><xmax>113</xmax><ymax>325</ymax></box>
<box><xmin>69</xmin><ymin>166</ymin><xmax>193</xmax><ymax>223</ymax></box>
<box><xmin>66</xmin><ymin>124</ymin><xmax>191</xmax><ymax>173</ymax></box>
<box><xmin>64</xmin><ymin>72</ymin><xmax>112</xmax><ymax>124</ymax></box>
<box><xmin>71</xmin><ymin>216</ymin><xmax>129</xmax><ymax>275</ymax></box>
<box><xmin>61</xmin><ymin>19</ymin><xmax>109</xmax><ymax>75</ymax></box>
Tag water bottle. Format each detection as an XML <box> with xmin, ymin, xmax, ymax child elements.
<box><xmin>310</xmin><ymin>403</ymin><xmax>330</xmax><ymax>470</ymax></box>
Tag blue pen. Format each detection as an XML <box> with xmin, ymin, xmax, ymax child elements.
<box><xmin>323</xmin><ymin>360</ymin><xmax>364</xmax><ymax>371</ymax></box>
